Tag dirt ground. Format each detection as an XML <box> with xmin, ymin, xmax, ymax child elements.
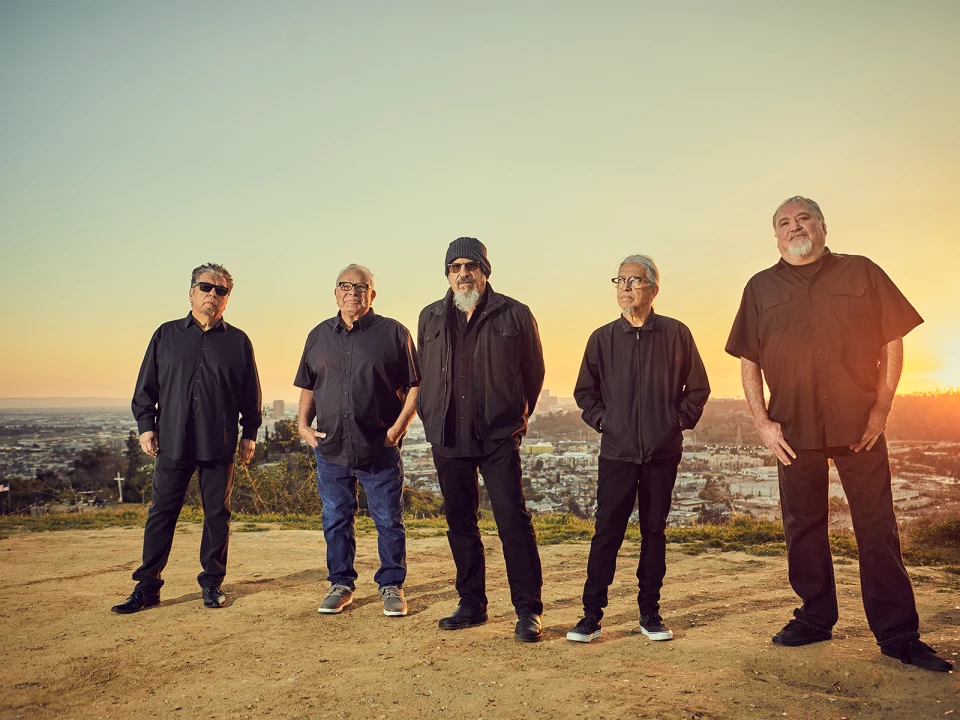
<box><xmin>1</xmin><ymin>524</ymin><xmax>958</xmax><ymax>720</ymax></box>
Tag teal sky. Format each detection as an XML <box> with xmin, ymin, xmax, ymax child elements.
<box><xmin>2</xmin><ymin>1</ymin><xmax>958</xmax><ymax>404</ymax></box>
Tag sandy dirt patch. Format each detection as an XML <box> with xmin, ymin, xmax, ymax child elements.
<box><xmin>1</xmin><ymin>525</ymin><xmax>958</xmax><ymax>719</ymax></box>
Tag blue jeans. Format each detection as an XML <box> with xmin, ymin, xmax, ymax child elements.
<box><xmin>314</xmin><ymin>444</ymin><xmax>407</xmax><ymax>589</ymax></box>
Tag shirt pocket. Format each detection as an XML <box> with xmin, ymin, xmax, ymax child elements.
<box><xmin>830</xmin><ymin>283</ymin><xmax>871</xmax><ymax>320</ymax></box>
<box><xmin>760</xmin><ymin>291</ymin><xmax>792</xmax><ymax>333</ymax></box>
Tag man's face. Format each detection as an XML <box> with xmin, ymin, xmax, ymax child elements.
<box><xmin>775</xmin><ymin>201</ymin><xmax>827</xmax><ymax>262</ymax></box>
<box><xmin>334</xmin><ymin>267</ymin><xmax>375</xmax><ymax>317</ymax></box>
<box><xmin>189</xmin><ymin>271</ymin><xmax>230</xmax><ymax>322</ymax></box>
<box><xmin>447</xmin><ymin>256</ymin><xmax>488</xmax><ymax>302</ymax></box>
<box><xmin>616</xmin><ymin>262</ymin><xmax>658</xmax><ymax>316</ymax></box>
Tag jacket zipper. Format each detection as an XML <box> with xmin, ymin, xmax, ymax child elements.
<box><xmin>636</xmin><ymin>328</ymin><xmax>644</xmax><ymax>459</ymax></box>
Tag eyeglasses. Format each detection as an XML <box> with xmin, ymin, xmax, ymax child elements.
<box><xmin>448</xmin><ymin>261</ymin><xmax>481</xmax><ymax>274</ymax></box>
<box><xmin>336</xmin><ymin>281</ymin><xmax>371</xmax><ymax>293</ymax></box>
<box><xmin>611</xmin><ymin>276</ymin><xmax>651</xmax><ymax>290</ymax></box>
<box><xmin>195</xmin><ymin>282</ymin><xmax>230</xmax><ymax>296</ymax></box>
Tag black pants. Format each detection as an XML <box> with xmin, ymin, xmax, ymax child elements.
<box><xmin>778</xmin><ymin>435</ymin><xmax>919</xmax><ymax>646</ymax></box>
<box><xmin>132</xmin><ymin>452</ymin><xmax>235</xmax><ymax>593</ymax></box>
<box><xmin>432</xmin><ymin>439</ymin><xmax>543</xmax><ymax>615</ymax></box>
<box><xmin>582</xmin><ymin>454</ymin><xmax>679</xmax><ymax>620</ymax></box>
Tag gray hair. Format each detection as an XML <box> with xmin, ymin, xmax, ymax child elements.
<box><xmin>772</xmin><ymin>196</ymin><xmax>825</xmax><ymax>227</ymax></box>
<box><xmin>619</xmin><ymin>254</ymin><xmax>659</xmax><ymax>287</ymax></box>
<box><xmin>337</xmin><ymin>263</ymin><xmax>375</xmax><ymax>288</ymax></box>
<box><xmin>190</xmin><ymin>263</ymin><xmax>233</xmax><ymax>291</ymax></box>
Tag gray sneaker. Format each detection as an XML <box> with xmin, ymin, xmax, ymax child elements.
<box><xmin>378</xmin><ymin>585</ymin><xmax>408</xmax><ymax>617</ymax></box>
<box><xmin>318</xmin><ymin>584</ymin><xmax>354</xmax><ymax>614</ymax></box>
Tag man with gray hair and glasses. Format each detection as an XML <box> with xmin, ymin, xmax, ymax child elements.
<box><xmin>568</xmin><ymin>255</ymin><xmax>709</xmax><ymax>644</ymax></box>
<box><xmin>726</xmin><ymin>196</ymin><xmax>951</xmax><ymax>671</ymax></box>
<box><xmin>113</xmin><ymin>262</ymin><xmax>262</xmax><ymax>614</ymax></box>
<box><xmin>295</xmin><ymin>264</ymin><xmax>421</xmax><ymax>617</ymax></box>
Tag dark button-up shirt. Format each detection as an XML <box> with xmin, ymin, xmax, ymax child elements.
<box><xmin>725</xmin><ymin>249</ymin><xmax>922</xmax><ymax>449</ymax></box>
<box><xmin>133</xmin><ymin>313</ymin><xmax>262</xmax><ymax>462</ymax></box>
<box><xmin>294</xmin><ymin>309</ymin><xmax>421</xmax><ymax>467</ymax></box>
<box><xmin>433</xmin><ymin>294</ymin><xmax>504</xmax><ymax>458</ymax></box>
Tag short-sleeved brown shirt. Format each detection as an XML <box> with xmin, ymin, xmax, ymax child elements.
<box><xmin>725</xmin><ymin>249</ymin><xmax>922</xmax><ymax>449</ymax></box>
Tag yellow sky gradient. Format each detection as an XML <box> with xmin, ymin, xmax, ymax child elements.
<box><xmin>1</xmin><ymin>2</ymin><xmax>958</xmax><ymax>405</ymax></box>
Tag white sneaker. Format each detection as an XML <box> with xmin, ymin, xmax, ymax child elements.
<box><xmin>640</xmin><ymin>614</ymin><xmax>673</xmax><ymax>641</ymax></box>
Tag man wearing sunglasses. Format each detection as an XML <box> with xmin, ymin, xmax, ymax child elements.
<box><xmin>295</xmin><ymin>264</ymin><xmax>421</xmax><ymax>618</ymax></box>
<box><xmin>726</xmin><ymin>196</ymin><xmax>951</xmax><ymax>672</ymax></box>
<box><xmin>417</xmin><ymin>237</ymin><xmax>546</xmax><ymax>642</ymax></box>
<box><xmin>567</xmin><ymin>255</ymin><xmax>709</xmax><ymax>644</ymax></box>
<box><xmin>114</xmin><ymin>263</ymin><xmax>262</xmax><ymax>614</ymax></box>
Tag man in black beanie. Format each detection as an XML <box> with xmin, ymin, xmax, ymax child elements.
<box><xmin>417</xmin><ymin>237</ymin><xmax>546</xmax><ymax>642</ymax></box>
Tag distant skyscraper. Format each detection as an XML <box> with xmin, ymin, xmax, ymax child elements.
<box><xmin>539</xmin><ymin>389</ymin><xmax>558</xmax><ymax>411</ymax></box>
<box><xmin>273</xmin><ymin>400</ymin><xmax>285</xmax><ymax>419</ymax></box>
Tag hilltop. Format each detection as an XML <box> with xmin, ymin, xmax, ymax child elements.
<box><xmin>2</xmin><ymin>525</ymin><xmax>957</xmax><ymax>719</ymax></box>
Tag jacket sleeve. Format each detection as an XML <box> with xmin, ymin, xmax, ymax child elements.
<box><xmin>678</xmin><ymin>325</ymin><xmax>710</xmax><ymax>430</ymax></box>
<box><xmin>519</xmin><ymin>305</ymin><xmax>545</xmax><ymax>415</ymax></box>
<box><xmin>574</xmin><ymin>331</ymin><xmax>605</xmax><ymax>433</ymax></box>
<box><xmin>132</xmin><ymin>327</ymin><xmax>162</xmax><ymax>435</ymax></box>
<box><xmin>239</xmin><ymin>334</ymin><xmax>263</xmax><ymax>442</ymax></box>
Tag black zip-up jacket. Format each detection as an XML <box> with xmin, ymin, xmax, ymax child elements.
<box><xmin>417</xmin><ymin>285</ymin><xmax>545</xmax><ymax>446</ymax></box>
<box><xmin>574</xmin><ymin>311</ymin><xmax>710</xmax><ymax>463</ymax></box>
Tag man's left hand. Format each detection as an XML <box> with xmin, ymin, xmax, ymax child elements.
<box><xmin>384</xmin><ymin>426</ymin><xmax>403</xmax><ymax>447</ymax></box>
<box><xmin>850</xmin><ymin>404</ymin><xmax>890</xmax><ymax>452</ymax></box>
<box><xmin>239</xmin><ymin>439</ymin><xmax>256</xmax><ymax>464</ymax></box>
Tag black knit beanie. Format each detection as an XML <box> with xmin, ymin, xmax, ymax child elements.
<box><xmin>444</xmin><ymin>237</ymin><xmax>491</xmax><ymax>277</ymax></box>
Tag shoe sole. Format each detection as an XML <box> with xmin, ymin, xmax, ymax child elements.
<box><xmin>204</xmin><ymin>599</ymin><xmax>226</xmax><ymax>608</ymax></box>
<box><xmin>566</xmin><ymin>629</ymin><xmax>601</xmax><ymax>643</ymax></box>
<box><xmin>641</xmin><ymin>627</ymin><xmax>673</xmax><ymax>641</ymax></box>
<box><xmin>772</xmin><ymin>634</ymin><xmax>831</xmax><ymax>647</ymax></box>
<box><xmin>515</xmin><ymin>632</ymin><xmax>543</xmax><ymax>643</ymax></box>
<box><xmin>383</xmin><ymin>607</ymin><xmax>408</xmax><ymax>617</ymax></box>
<box><xmin>111</xmin><ymin>599</ymin><xmax>160</xmax><ymax>614</ymax></box>
<box><xmin>318</xmin><ymin>596</ymin><xmax>353</xmax><ymax>614</ymax></box>
<box><xmin>438</xmin><ymin>615</ymin><xmax>488</xmax><ymax>630</ymax></box>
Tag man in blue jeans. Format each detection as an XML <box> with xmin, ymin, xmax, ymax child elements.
<box><xmin>295</xmin><ymin>264</ymin><xmax>421</xmax><ymax>617</ymax></box>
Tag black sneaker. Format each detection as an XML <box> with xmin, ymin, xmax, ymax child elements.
<box><xmin>640</xmin><ymin>614</ymin><xmax>673</xmax><ymax>641</ymax></box>
<box><xmin>111</xmin><ymin>589</ymin><xmax>160</xmax><ymax>614</ymax></box>
<box><xmin>566</xmin><ymin>616</ymin><xmax>602</xmax><ymax>643</ymax></box>
<box><xmin>772</xmin><ymin>619</ymin><xmax>831</xmax><ymax>646</ymax></box>
<box><xmin>881</xmin><ymin>638</ymin><xmax>953</xmax><ymax>672</ymax></box>
<box><xmin>202</xmin><ymin>586</ymin><xmax>226</xmax><ymax>608</ymax></box>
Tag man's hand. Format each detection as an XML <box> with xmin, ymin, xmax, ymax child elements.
<box><xmin>756</xmin><ymin>417</ymin><xmax>797</xmax><ymax>466</ymax></box>
<box><xmin>239</xmin><ymin>439</ymin><xmax>256</xmax><ymax>464</ymax></box>
<box><xmin>384</xmin><ymin>425</ymin><xmax>403</xmax><ymax>447</ymax></box>
<box><xmin>298</xmin><ymin>424</ymin><xmax>326</xmax><ymax>448</ymax></box>
<box><xmin>139</xmin><ymin>431</ymin><xmax>159</xmax><ymax>457</ymax></box>
<box><xmin>850</xmin><ymin>403</ymin><xmax>890</xmax><ymax>452</ymax></box>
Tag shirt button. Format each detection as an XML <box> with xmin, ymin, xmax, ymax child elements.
<box><xmin>814</xmin><ymin>329</ymin><xmax>819</xmax><ymax>334</ymax></box>
<box><xmin>816</xmin><ymin>350</ymin><xmax>822</xmax><ymax>354</ymax></box>
<box><xmin>343</xmin><ymin>413</ymin><xmax>348</xmax><ymax>418</ymax></box>
<box><xmin>822</xmin><ymin>395</ymin><xmax>828</xmax><ymax>399</ymax></box>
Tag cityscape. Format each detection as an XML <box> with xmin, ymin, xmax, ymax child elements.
<box><xmin>2</xmin><ymin>390</ymin><xmax>958</xmax><ymax>528</ymax></box>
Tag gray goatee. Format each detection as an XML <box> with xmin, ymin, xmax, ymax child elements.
<box><xmin>453</xmin><ymin>287</ymin><xmax>480</xmax><ymax>313</ymax></box>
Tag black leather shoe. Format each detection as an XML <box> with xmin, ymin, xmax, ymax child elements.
<box><xmin>515</xmin><ymin>613</ymin><xmax>543</xmax><ymax>643</ymax></box>
<box><xmin>772</xmin><ymin>619</ymin><xmax>832</xmax><ymax>646</ymax></box>
<box><xmin>111</xmin><ymin>589</ymin><xmax>160</xmax><ymax>614</ymax></box>
<box><xmin>202</xmin><ymin>586</ymin><xmax>226</xmax><ymax>608</ymax></box>
<box><xmin>881</xmin><ymin>638</ymin><xmax>953</xmax><ymax>672</ymax></box>
<box><xmin>438</xmin><ymin>603</ymin><xmax>488</xmax><ymax>630</ymax></box>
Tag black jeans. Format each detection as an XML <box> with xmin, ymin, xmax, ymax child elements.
<box><xmin>432</xmin><ymin>438</ymin><xmax>543</xmax><ymax>615</ymax></box>
<box><xmin>778</xmin><ymin>435</ymin><xmax>919</xmax><ymax>646</ymax></box>
<box><xmin>132</xmin><ymin>452</ymin><xmax>235</xmax><ymax>593</ymax></box>
<box><xmin>582</xmin><ymin>454</ymin><xmax>679</xmax><ymax>620</ymax></box>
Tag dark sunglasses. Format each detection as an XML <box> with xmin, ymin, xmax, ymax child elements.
<box><xmin>195</xmin><ymin>282</ymin><xmax>230</xmax><ymax>296</ymax></box>
<box><xmin>448</xmin><ymin>261</ymin><xmax>481</xmax><ymax>274</ymax></box>
<box><xmin>337</xmin><ymin>281</ymin><xmax>371</xmax><ymax>293</ymax></box>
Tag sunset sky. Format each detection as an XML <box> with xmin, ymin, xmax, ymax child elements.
<box><xmin>2</xmin><ymin>1</ymin><xmax>958</xmax><ymax>406</ymax></box>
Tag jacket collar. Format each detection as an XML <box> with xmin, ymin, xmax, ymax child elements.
<box><xmin>618</xmin><ymin>308</ymin><xmax>659</xmax><ymax>333</ymax></box>
<box><xmin>432</xmin><ymin>284</ymin><xmax>505</xmax><ymax>316</ymax></box>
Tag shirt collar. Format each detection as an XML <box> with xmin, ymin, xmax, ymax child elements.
<box><xmin>182</xmin><ymin>312</ymin><xmax>227</xmax><ymax>332</ymax></box>
<box><xmin>335</xmin><ymin>308</ymin><xmax>376</xmax><ymax>333</ymax></box>
<box><xmin>776</xmin><ymin>246</ymin><xmax>834</xmax><ymax>274</ymax></box>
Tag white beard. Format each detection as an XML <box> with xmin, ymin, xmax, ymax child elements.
<box><xmin>789</xmin><ymin>237</ymin><xmax>814</xmax><ymax>258</ymax></box>
<box><xmin>453</xmin><ymin>287</ymin><xmax>480</xmax><ymax>313</ymax></box>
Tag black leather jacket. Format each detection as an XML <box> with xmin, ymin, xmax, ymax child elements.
<box><xmin>574</xmin><ymin>311</ymin><xmax>710</xmax><ymax>463</ymax></box>
<box><xmin>417</xmin><ymin>286</ymin><xmax>545</xmax><ymax>445</ymax></box>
